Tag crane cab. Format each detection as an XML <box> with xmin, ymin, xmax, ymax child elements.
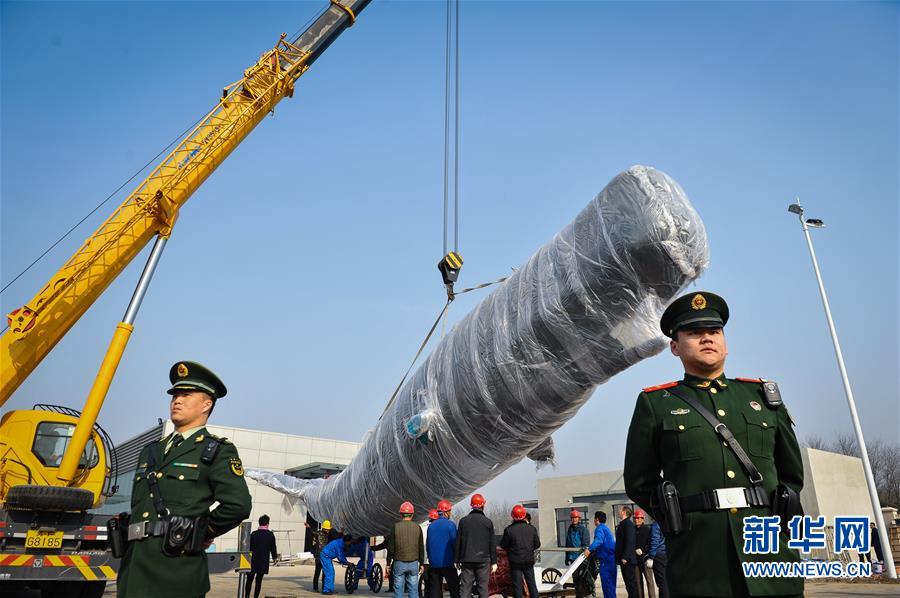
<box><xmin>0</xmin><ymin>406</ymin><xmax>116</xmax><ymax>511</ymax></box>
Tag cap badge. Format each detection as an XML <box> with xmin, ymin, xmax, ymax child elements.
<box><xmin>177</xmin><ymin>363</ymin><xmax>189</xmax><ymax>377</ymax></box>
<box><xmin>750</xmin><ymin>401</ymin><xmax>762</xmax><ymax>412</ymax></box>
<box><xmin>671</xmin><ymin>408</ymin><xmax>691</xmax><ymax>416</ymax></box>
<box><xmin>691</xmin><ymin>294</ymin><xmax>707</xmax><ymax>310</ymax></box>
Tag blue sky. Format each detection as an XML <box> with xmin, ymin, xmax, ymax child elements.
<box><xmin>2</xmin><ymin>0</ymin><xmax>897</xmax><ymax>504</ymax></box>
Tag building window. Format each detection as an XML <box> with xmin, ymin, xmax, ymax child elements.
<box><xmin>556</xmin><ymin>507</ymin><xmax>581</xmax><ymax>547</ymax></box>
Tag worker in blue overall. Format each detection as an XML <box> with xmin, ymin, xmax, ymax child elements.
<box><xmin>348</xmin><ymin>536</ymin><xmax>375</xmax><ymax>578</ymax></box>
<box><xmin>320</xmin><ymin>535</ymin><xmax>351</xmax><ymax>594</ymax></box>
<box><xmin>584</xmin><ymin>511</ymin><xmax>616</xmax><ymax>598</ymax></box>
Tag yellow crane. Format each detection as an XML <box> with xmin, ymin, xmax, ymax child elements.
<box><xmin>0</xmin><ymin>4</ymin><xmax>369</xmax><ymax>593</ymax></box>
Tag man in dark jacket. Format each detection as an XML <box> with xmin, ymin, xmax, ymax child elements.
<box><xmin>246</xmin><ymin>515</ymin><xmax>278</xmax><ymax>598</ymax></box>
<box><xmin>426</xmin><ymin>500</ymin><xmax>459</xmax><ymax>598</ymax></box>
<box><xmin>313</xmin><ymin>520</ymin><xmax>335</xmax><ymax>591</ymax></box>
<box><xmin>500</xmin><ymin>505</ymin><xmax>540</xmax><ymax>598</ymax></box>
<box><xmin>616</xmin><ymin>507</ymin><xmax>642</xmax><ymax>598</ymax></box>
<box><xmin>455</xmin><ymin>494</ymin><xmax>497</xmax><ymax>598</ymax></box>
<box><xmin>387</xmin><ymin>501</ymin><xmax>425</xmax><ymax>598</ymax></box>
<box><xmin>633</xmin><ymin>510</ymin><xmax>655</xmax><ymax>598</ymax></box>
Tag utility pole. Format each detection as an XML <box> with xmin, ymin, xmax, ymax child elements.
<box><xmin>788</xmin><ymin>202</ymin><xmax>896</xmax><ymax>579</ymax></box>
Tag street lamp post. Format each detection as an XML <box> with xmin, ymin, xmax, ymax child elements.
<box><xmin>788</xmin><ymin>202</ymin><xmax>896</xmax><ymax>579</ymax></box>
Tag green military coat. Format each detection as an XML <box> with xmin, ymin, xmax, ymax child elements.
<box><xmin>117</xmin><ymin>428</ymin><xmax>252</xmax><ymax>598</ymax></box>
<box><xmin>624</xmin><ymin>374</ymin><xmax>804</xmax><ymax>598</ymax></box>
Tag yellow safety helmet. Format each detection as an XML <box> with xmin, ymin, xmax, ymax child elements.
<box><xmin>322</xmin><ymin>520</ymin><xmax>332</xmax><ymax>530</ymax></box>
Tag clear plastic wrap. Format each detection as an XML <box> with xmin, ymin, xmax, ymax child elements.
<box><xmin>248</xmin><ymin>165</ymin><xmax>709</xmax><ymax>535</ymax></box>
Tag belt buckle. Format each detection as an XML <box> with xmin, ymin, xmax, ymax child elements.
<box><xmin>714</xmin><ymin>487</ymin><xmax>749</xmax><ymax>509</ymax></box>
<box><xmin>127</xmin><ymin>520</ymin><xmax>148</xmax><ymax>541</ymax></box>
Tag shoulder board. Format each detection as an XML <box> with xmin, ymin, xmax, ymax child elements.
<box><xmin>643</xmin><ymin>381</ymin><xmax>678</xmax><ymax>393</ymax></box>
<box><xmin>735</xmin><ymin>377</ymin><xmax>763</xmax><ymax>383</ymax></box>
<box><xmin>207</xmin><ymin>433</ymin><xmax>231</xmax><ymax>444</ymax></box>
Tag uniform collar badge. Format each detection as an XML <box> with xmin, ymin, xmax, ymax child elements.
<box><xmin>750</xmin><ymin>401</ymin><xmax>762</xmax><ymax>411</ymax></box>
<box><xmin>195</xmin><ymin>434</ymin><xmax>205</xmax><ymax>442</ymax></box>
<box><xmin>671</xmin><ymin>408</ymin><xmax>691</xmax><ymax>416</ymax></box>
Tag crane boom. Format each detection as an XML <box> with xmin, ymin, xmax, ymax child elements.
<box><xmin>1</xmin><ymin>0</ymin><xmax>371</xmax><ymax>405</ymax></box>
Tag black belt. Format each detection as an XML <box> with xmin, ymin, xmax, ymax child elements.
<box><xmin>681</xmin><ymin>486</ymin><xmax>770</xmax><ymax>513</ymax></box>
<box><xmin>126</xmin><ymin>519</ymin><xmax>168</xmax><ymax>541</ymax></box>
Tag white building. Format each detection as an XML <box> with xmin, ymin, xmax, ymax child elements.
<box><xmin>535</xmin><ymin>447</ymin><xmax>876</xmax><ymax>567</ymax></box>
<box><xmin>97</xmin><ymin>421</ymin><xmax>361</xmax><ymax>553</ymax></box>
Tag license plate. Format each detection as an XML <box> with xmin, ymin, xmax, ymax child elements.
<box><xmin>25</xmin><ymin>529</ymin><xmax>64</xmax><ymax>549</ymax></box>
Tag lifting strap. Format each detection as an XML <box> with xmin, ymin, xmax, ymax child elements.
<box><xmin>378</xmin><ymin>268</ymin><xmax>515</xmax><ymax>421</ymax></box>
<box><xmin>379</xmin><ymin>297</ymin><xmax>452</xmax><ymax>420</ymax></box>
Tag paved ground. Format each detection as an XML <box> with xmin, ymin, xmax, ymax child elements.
<box><xmin>95</xmin><ymin>562</ymin><xmax>900</xmax><ymax>598</ymax></box>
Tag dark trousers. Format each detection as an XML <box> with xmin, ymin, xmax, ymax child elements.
<box><xmin>651</xmin><ymin>552</ymin><xmax>668</xmax><ymax>598</ymax></box>
<box><xmin>510</xmin><ymin>564</ymin><xmax>538</xmax><ymax>598</ymax></box>
<box><xmin>314</xmin><ymin>553</ymin><xmax>323</xmax><ymax>589</ymax></box>
<box><xmin>459</xmin><ymin>563</ymin><xmax>490</xmax><ymax>598</ymax></box>
<box><xmin>244</xmin><ymin>571</ymin><xmax>265</xmax><ymax>598</ymax></box>
<box><xmin>428</xmin><ymin>565</ymin><xmax>460</xmax><ymax>598</ymax></box>
<box><xmin>621</xmin><ymin>563</ymin><xmax>644</xmax><ymax>598</ymax></box>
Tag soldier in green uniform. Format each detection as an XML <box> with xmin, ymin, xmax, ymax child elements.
<box><xmin>624</xmin><ymin>292</ymin><xmax>804</xmax><ymax>598</ymax></box>
<box><xmin>117</xmin><ymin>361</ymin><xmax>252</xmax><ymax>598</ymax></box>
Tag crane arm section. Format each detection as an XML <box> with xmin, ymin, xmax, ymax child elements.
<box><xmin>1</xmin><ymin>0</ymin><xmax>371</xmax><ymax>405</ymax></box>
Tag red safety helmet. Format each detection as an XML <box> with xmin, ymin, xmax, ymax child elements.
<box><xmin>634</xmin><ymin>509</ymin><xmax>646</xmax><ymax>518</ymax></box>
<box><xmin>570</xmin><ymin>509</ymin><xmax>582</xmax><ymax>519</ymax></box>
<box><xmin>437</xmin><ymin>499</ymin><xmax>453</xmax><ymax>513</ymax></box>
<box><xmin>399</xmin><ymin>501</ymin><xmax>415</xmax><ymax>515</ymax></box>
<box><xmin>511</xmin><ymin>505</ymin><xmax>527</xmax><ymax>521</ymax></box>
<box><xmin>428</xmin><ymin>509</ymin><xmax>440</xmax><ymax>521</ymax></box>
<box><xmin>470</xmin><ymin>494</ymin><xmax>486</xmax><ymax>508</ymax></box>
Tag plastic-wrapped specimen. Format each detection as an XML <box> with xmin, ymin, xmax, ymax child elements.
<box><xmin>248</xmin><ymin>165</ymin><xmax>709</xmax><ymax>535</ymax></box>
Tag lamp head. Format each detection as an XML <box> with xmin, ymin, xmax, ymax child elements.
<box><xmin>788</xmin><ymin>203</ymin><xmax>804</xmax><ymax>216</ymax></box>
<box><xmin>805</xmin><ymin>218</ymin><xmax>826</xmax><ymax>228</ymax></box>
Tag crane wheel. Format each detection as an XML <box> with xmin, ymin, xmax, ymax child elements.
<box><xmin>5</xmin><ymin>484</ymin><xmax>94</xmax><ymax>511</ymax></box>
